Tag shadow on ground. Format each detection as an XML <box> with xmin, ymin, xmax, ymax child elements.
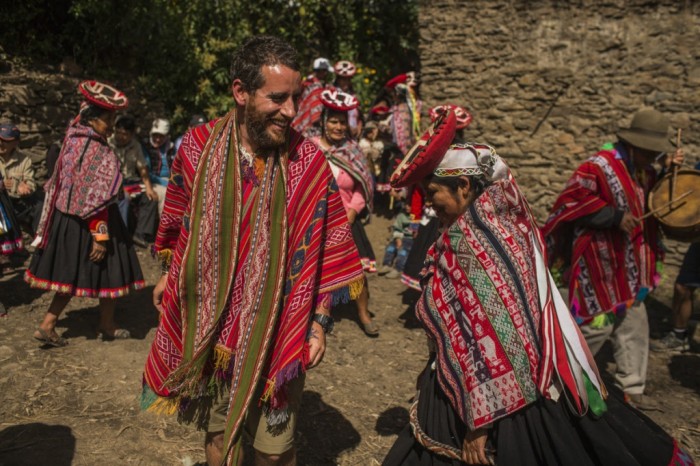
<box><xmin>295</xmin><ymin>391</ymin><xmax>361</xmax><ymax>465</ymax></box>
<box><xmin>0</xmin><ymin>423</ymin><xmax>75</xmax><ymax>466</ymax></box>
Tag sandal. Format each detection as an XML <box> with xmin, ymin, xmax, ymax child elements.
<box><xmin>98</xmin><ymin>328</ymin><xmax>131</xmax><ymax>341</ymax></box>
<box><xmin>361</xmin><ymin>320</ymin><xmax>379</xmax><ymax>337</ymax></box>
<box><xmin>33</xmin><ymin>328</ymin><xmax>68</xmax><ymax>347</ymax></box>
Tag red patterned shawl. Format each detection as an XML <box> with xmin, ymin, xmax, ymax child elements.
<box><xmin>312</xmin><ymin>136</ymin><xmax>375</xmax><ymax>212</ymax></box>
<box><xmin>292</xmin><ymin>77</ymin><xmax>329</xmax><ymax>135</ymax></box>
<box><xmin>35</xmin><ymin>123</ymin><xmax>122</xmax><ymax>248</ymax></box>
<box><xmin>142</xmin><ymin>113</ymin><xmax>364</xmax><ymax>458</ymax></box>
<box><xmin>542</xmin><ymin>149</ymin><xmax>663</xmax><ymax>322</ymax></box>
<box><xmin>417</xmin><ymin>172</ymin><xmax>604</xmax><ymax>431</ymax></box>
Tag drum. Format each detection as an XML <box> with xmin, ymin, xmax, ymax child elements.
<box><xmin>647</xmin><ymin>169</ymin><xmax>700</xmax><ymax>242</ymax></box>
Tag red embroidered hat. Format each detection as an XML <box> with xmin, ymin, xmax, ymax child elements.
<box><xmin>429</xmin><ymin>104</ymin><xmax>473</xmax><ymax>130</ymax></box>
<box><xmin>334</xmin><ymin>60</ymin><xmax>357</xmax><ymax>77</ymax></box>
<box><xmin>370</xmin><ymin>105</ymin><xmax>391</xmax><ymax>116</ymax></box>
<box><xmin>390</xmin><ymin>109</ymin><xmax>457</xmax><ymax>188</ymax></box>
<box><xmin>385</xmin><ymin>74</ymin><xmax>407</xmax><ymax>89</ymax></box>
<box><xmin>320</xmin><ymin>88</ymin><xmax>359</xmax><ymax>112</ymax></box>
<box><xmin>78</xmin><ymin>80</ymin><xmax>129</xmax><ymax>110</ymax></box>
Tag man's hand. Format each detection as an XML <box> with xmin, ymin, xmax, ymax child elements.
<box><xmin>664</xmin><ymin>148</ymin><xmax>684</xmax><ymax>169</ymax></box>
<box><xmin>153</xmin><ymin>274</ymin><xmax>168</xmax><ymax>313</ymax></box>
<box><xmin>462</xmin><ymin>428</ymin><xmax>490</xmax><ymax>465</ymax></box>
<box><xmin>89</xmin><ymin>239</ymin><xmax>107</xmax><ymax>263</ymax></box>
<box><xmin>146</xmin><ymin>187</ymin><xmax>159</xmax><ymax>202</ymax></box>
<box><xmin>307</xmin><ymin>322</ymin><xmax>326</xmax><ymax>369</ymax></box>
<box><xmin>17</xmin><ymin>181</ymin><xmax>31</xmax><ymax>196</ymax></box>
<box><xmin>346</xmin><ymin>208</ymin><xmax>358</xmax><ymax>225</ymax></box>
<box><xmin>619</xmin><ymin>212</ymin><xmax>639</xmax><ymax>235</ymax></box>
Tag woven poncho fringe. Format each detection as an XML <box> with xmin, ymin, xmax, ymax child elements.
<box><xmin>141</xmin><ymin>110</ymin><xmax>365</xmax><ymax>464</ymax></box>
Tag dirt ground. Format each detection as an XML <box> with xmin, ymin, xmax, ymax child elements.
<box><xmin>0</xmin><ymin>215</ymin><xmax>698</xmax><ymax>466</ymax></box>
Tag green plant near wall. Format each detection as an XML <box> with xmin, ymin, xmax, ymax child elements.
<box><xmin>1</xmin><ymin>0</ymin><xmax>418</xmax><ymax>131</ymax></box>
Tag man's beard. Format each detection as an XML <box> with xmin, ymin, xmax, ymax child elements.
<box><xmin>244</xmin><ymin>101</ymin><xmax>289</xmax><ymax>151</ymax></box>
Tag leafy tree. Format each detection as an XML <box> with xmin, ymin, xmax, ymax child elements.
<box><xmin>2</xmin><ymin>0</ymin><xmax>418</xmax><ymax>129</ymax></box>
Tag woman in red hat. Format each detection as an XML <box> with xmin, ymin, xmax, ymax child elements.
<box><xmin>383</xmin><ymin>111</ymin><xmax>693</xmax><ymax>466</ymax></box>
<box><xmin>25</xmin><ymin>81</ymin><xmax>145</xmax><ymax>346</ymax></box>
<box><xmin>312</xmin><ymin>88</ymin><xmax>379</xmax><ymax>336</ymax></box>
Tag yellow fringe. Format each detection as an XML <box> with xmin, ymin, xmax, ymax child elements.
<box><xmin>213</xmin><ymin>346</ymin><xmax>232</xmax><ymax>370</ymax></box>
<box><xmin>259</xmin><ymin>378</ymin><xmax>276</xmax><ymax>403</ymax></box>
<box><xmin>145</xmin><ymin>396</ymin><xmax>179</xmax><ymax>416</ymax></box>
<box><xmin>348</xmin><ymin>277</ymin><xmax>364</xmax><ymax>301</ymax></box>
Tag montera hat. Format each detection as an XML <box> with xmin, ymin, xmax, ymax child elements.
<box><xmin>391</xmin><ymin>109</ymin><xmax>507</xmax><ymax>188</ymax></box>
<box><xmin>320</xmin><ymin>89</ymin><xmax>359</xmax><ymax>112</ymax></box>
<box><xmin>429</xmin><ymin>104</ymin><xmax>473</xmax><ymax>130</ymax></box>
<box><xmin>78</xmin><ymin>80</ymin><xmax>128</xmax><ymax>110</ymax></box>
<box><xmin>617</xmin><ymin>109</ymin><xmax>674</xmax><ymax>153</ymax></box>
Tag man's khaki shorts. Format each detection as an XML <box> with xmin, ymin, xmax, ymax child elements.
<box><xmin>208</xmin><ymin>375</ymin><xmax>305</xmax><ymax>455</ymax></box>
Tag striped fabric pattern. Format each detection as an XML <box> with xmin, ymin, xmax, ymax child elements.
<box><xmin>542</xmin><ymin>149</ymin><xmax>663</xmax><ymax>322</ymax></box>
<box><xmin>142</xmin><ymin>113</ymin><xmax>364</xmax><ymax>463</ymax></box>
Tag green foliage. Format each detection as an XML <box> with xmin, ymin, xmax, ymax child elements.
<box><xmin>2</xmin><ymin>0</ymin><xmax>418</xmax><ymax>129</ymax></box>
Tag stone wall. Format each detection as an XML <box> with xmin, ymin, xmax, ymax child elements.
<box><xmin>0</xmin><ymin>65</ymin><xmax>166</xmax><ymax>180</ymax></box>
<box><xmin>419</xmin><ymin>0</ymin><xmax>700</xmax><ymax>279</ymax></box>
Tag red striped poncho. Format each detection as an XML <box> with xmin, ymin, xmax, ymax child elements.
<box><xmin>142</xmin><ymin>115</ymin><xmax>364</xmax><ymax>451</ymax></box>
<box><xmin>418</xmin><ymin>170</ymin><xmax>604</xmax><ymax>431</ymax></box>
<box><xmin>542</xmin><ymin>148</ymin><xmax>663</xmax><ymax>323</ymax></box>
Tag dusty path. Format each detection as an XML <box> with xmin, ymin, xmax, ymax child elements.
<box><xmin>1</xmin><ymin>216</ymin><xmax>698</xmax><ymax>465</ymax></box>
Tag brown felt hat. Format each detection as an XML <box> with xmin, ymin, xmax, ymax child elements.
<box><xmin>617</xmin><ymin>109</ymin><xmax>674</xmax><ymax>153</ymax></box>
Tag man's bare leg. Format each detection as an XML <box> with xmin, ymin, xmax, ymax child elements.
<box><xmin>254</xmin><ymin>447</ymin><xmax>296</xmax><ymax>466</ymax></box>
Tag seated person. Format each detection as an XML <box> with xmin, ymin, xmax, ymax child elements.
<box><xmin>0</xmin><ymin>123</ymin><xmax>41</xmax><ymax>237</ymax></box>
<box><xmin>108</xmin><ymin>115</ymin><xmax>158</xmax><ymax>247</ymax></box>
<box><xmin>143</xmin><ymin>118</ymin><xmax>176</xmax><ymax>215</ymax></box>
<box><xmin>378</xmin><ymin>200</ymin><xmax>415</xmax><ymax>278</ymax></box>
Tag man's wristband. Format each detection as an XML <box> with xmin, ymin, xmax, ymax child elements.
<box><xmin>312</xmin><ymin>313</ymin><xmax>334</xmax><ymax>334</ymax></box>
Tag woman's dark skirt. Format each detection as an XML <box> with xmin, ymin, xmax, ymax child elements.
<box><xmin>401</xmin><ymin>217</ymin><xmax>440</xmax><ymax>290</ymax></box>
<box><xmin>384</xmin><ymin>359</ymin><xmax>693</xmax><ymax>466</ymax></box>
<box><xmin>25</xmin><ymin>204</ymin><xmax>145</xmax><ymax>298</ymax></box>
<box><xmin>352</xmin><ymin>220</ymin><xmax>377</xmax><ymax>273</ymax></box>
<box><xmin>0</xmin><ymin>190</ymin><xmax>23</xmax><ymax>255</ymax></box>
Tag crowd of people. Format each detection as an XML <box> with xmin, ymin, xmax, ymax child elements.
<box><xmin>0</xmin><ymin>34</ymin><xmax>697</xmax><ymax>466</ymax></box>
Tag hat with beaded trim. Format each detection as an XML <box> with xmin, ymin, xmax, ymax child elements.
<box><xmin>78</xmin><ymin>80</ymin><xmax>128</xmax><ymax>111</ymax></box>
<box><xmin>334</xmin><ymin>60</ymin><xmax>357</xmax><ymax>77</ymax></box>
<box><xmin>429</xmin><ymin>104</ymin><xmax>472</xmax><ymax>130</ymax></box>
<box><xmin>390</xmin><ymin>109</ymin><xmax>457</xmax><ymax>188</ymax></box>
<box><xmin>320</xmin><ymin>88</ymin><xmax>359</xmax><ymax>112</ymax></box>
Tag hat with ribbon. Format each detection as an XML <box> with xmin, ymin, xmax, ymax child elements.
<box><xmin>391</xmin><ymin>109</ymin><xmax>457</xmax><ymax>188</ymax></box>
<box><xmin>320</xmin><ymin>89</ymin><xmax>359</xmax><ymax>112</ymax></box>
<box><xmin>385</xmin><ymin>74</ymin><xmax>407</xmax><ymax>89</ymax></box>
<box><xmin>78</xmin><ymin>80</ymin><xmax>128</xmax><ymax>111</ymax></box>
<box><xmin>391</xmin><ymin>109</ymin><xmax>507</xmax><ymax>188</ymax></box>
<box><xmin>617</xmin><ymin>109</ymin><xmax>674</xmax><ymax>153</ymax></box>
<box><xmin>0</xmin><ymin>123</ymin><xmax>20</xmax><ymax>141</ymax></box>
<box><xmin>429</xmin><ymin>104</ymin><xmax>473</xmax><ymax>130</ymax></box>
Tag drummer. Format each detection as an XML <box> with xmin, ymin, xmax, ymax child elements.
<box><xmin>542</xmin><ymin>108</ymin><xmax>683</xmax><ymax>412</ymax></box>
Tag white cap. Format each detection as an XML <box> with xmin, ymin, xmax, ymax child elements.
<box><xmin>150</xmin><ymin>118</ymin><xmax>170</xmax><ymax>136</ymax></box>
<box><xmin>312</xmin><ymin>58</ymin><xmax>333</xmax><ymax>71</ymax></box>
<box><xmin>435</xmin><ymin>143</ymin><xmax>508</xmax><ymax>182</ymax></box>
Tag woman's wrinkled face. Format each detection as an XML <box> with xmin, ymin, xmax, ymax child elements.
<box><xmin>325</xmin><ymin>112</ymin><xmax>349</xmax><ymax>144</ymax></box>
<box><xmin>426</xmin><ymin>179</ymin><xmax>470</xmax><ymax>226</ymax></box>
<box><xmin>89</xmin><ymin>111</ymin><xmax>116</xmax><ymax>138</ymax></box>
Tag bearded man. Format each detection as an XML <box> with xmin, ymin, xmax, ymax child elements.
<box><xmin>142</xmin><ymin>36</ymin><xmax>364</xmax><ymax>466</ymax></box>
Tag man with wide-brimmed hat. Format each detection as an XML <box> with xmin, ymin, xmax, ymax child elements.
<box><xmin>542</xmin><ymin>108</ymin><xmax>683</xmax><ymax>412</ymax></box>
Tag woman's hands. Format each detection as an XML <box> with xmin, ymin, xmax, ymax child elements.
<box><xmin>89</xmin><ymin>239</ymin><xmax>107</xmax><ymax>263</ymax></box>
<box><xmin>462</xmin><ymin>428</ymin><xmax>490</xmax><ymax>465</ymax></box>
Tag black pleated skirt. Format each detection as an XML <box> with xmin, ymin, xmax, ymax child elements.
<box><xmin>25</xmin><ymin>205</ymin><xmax>145</xmax><ymax>298</ymax></box>
<box><xmin>351</xmin><ymin>220</ymin><xmax>376</xmax><ymax>272</ymax></box>
<box><xmin>384</xmin><ymin>359</ymin><xmax>693</xmax><ymax>466</ymax></box>
<box><xmin>0</xmin><ymin>190</ymin><xmax>23</xmax><ymax>255</ymax></box>
<box><xmin>401</xmin><ymin>218</ymin><xmax>440</xmax><ymax>290</ymax></box>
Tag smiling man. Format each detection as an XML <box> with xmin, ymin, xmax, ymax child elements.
<box><xmin>141</xmin><ymin>36</ymin><xmax>364</xmax><ymax>466</ymax></box>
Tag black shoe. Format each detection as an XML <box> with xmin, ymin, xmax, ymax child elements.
<box><xmin>132</xmin><ymin>235</ymin><xmax>148</xmax><ymax>248</ymax></box>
